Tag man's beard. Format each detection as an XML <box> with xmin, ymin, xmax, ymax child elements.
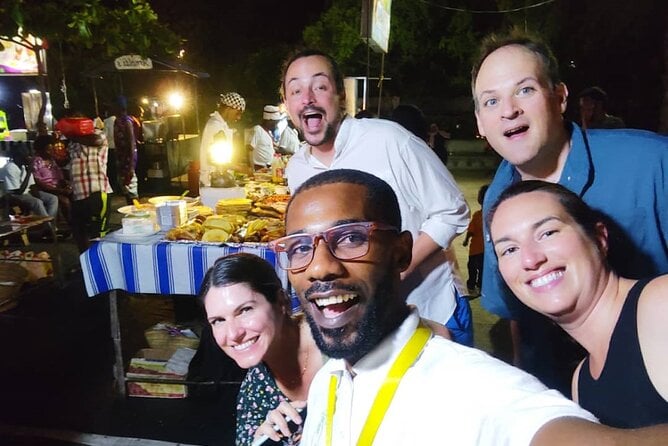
<box><xmin>303</xmin><ymin>271</ymin><xmax>404</xmax><ymax>364</ymax></box>
<box><xmin>298</xmin><ymin>107</ymin><xmax>341</xmax><ymax>148</ymax></box>
<box><xmin>305</xmin><ymin>122</ymin><xmax>336</xmax><ymax>147</ymax></box>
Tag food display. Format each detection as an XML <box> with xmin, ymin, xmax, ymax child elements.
<box><xmin>215</xmin><ymin>198</ymin><xmax>253</xmax><ymax>216</ymax></box>
<box><xmin>190</xmin><ymin>205</ymin><xmax>213</xmax><ymax>217</ymax></box>
<box><xmin>244</xmin><ymin>181</ymin><xmax>288</xmax><ymax>200</ymax></box>
<box><xmin>113</xmin><ymin>182</ymin><xmax>290</xmax><ymax>244</ymax></box>
<box><xmin>163</xmin><ymin>193</ymin><xmax>289</xmax><ymax>244</ymax></box>
<box><xmin>164</xmin><ymin>221</ymin><xmax>203</xmax><ymax>241</ymax></box>
<box><xmin>249</xmin><ymin>194</ymin><xmax>290</xmax><ymax>220</ymax></box>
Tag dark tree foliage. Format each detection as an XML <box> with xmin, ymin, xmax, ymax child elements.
<box><xmin>0</xmin><ymin>0</ymin><xmax>181</xmax><ymax>125</ymax></box>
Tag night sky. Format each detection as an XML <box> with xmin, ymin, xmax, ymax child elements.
<box><xmin>148</xmin><ymin>0</ymin><xmax>331</xmax><ymax>66</ymax></box>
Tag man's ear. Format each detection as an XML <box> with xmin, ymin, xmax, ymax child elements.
<box><xmin>474</xmin><ymin>109</ymin><xmax>486</xmax><ymax>138</ymax></box>
<box><xmin>556</xmin><ymin>82</ymin><xmax>569</xmax><ymax>114</ymax></box>
<box><xmin>395</xmin><ymin>230</ymin><xmax>413</xmax><ymax>272</ymax></box>
<box><xmin>594</xmin><ymin>221</ymin><xmax>608</xmax><ymax>258</ymax></box>
<box><xmin>338</xmin><ymin>88</ymin><xmax>347</xmax><ymax>112</ymax></box>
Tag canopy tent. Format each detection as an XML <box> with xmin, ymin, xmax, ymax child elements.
<box><xmin>84</xmin><ymin>56</ymin><xmax>209</xmax><ymax>131</ymax></box>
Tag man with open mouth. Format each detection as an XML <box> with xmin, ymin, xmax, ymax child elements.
<box><xmin>472</xmin><ymin>29</ymin><xmax>668</xmax><ymax>393</ymax></box>
<box><xmin>279</xmin><ymin>49</ymin><xmax>473</xmax><ymax>347</ymax></box>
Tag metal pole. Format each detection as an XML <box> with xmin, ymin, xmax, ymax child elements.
<box><xmin>377</xmin><ymin>53</ymin><xmax>385</xmax><ymax>117</ymax></box>
<box><xmin>362</xmin><ymin>78</ymin><xmax>368</xmax><ymax>111</ymax></box>
<box><xmin>364</xmin><ymin>0</ymin><xmax>372</xmax><ymax>112</ymax></box>
<box><xmin>92</xmin><ymin>79</ymin><xmax>99</xmax><ymax>117</ymax></box>
<box><xmin>193</xmin><ymin>77</ymin><xmax>200</xmax><ymax>133</ymax></box>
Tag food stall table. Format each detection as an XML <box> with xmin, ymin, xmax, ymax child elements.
<box><xmin>80</xmin><ymin>234</ymin><xmax>286</xmax><ymax>396</ymax></box>
<box><xmin>0</xmin><ymin>216</ymin><xmax>62</xmax><ymax>286</ymax></box>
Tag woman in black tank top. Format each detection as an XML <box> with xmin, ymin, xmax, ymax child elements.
<box><xmin>487</xmin><ymin>180</ymin><xmax>668</xmax><ymax>428</ymax></box>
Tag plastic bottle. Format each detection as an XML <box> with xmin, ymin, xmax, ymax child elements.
<box><xmin>271</xmin><ymin>154</ymin><xmax>285</xmax><ymax>184</ymax></box>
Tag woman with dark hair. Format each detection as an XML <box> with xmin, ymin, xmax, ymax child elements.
<box><xmin>31</xmin><ymin>134</ymin><xmax>73</xmax><ymax>226</ymax></box>
<box><xmin>487</xmin><ymin>180</ymin><xmax>668</xmax><ymax>428</ymax></box>
<box><xmin>201</xmin><ymin>251</ymin><xmax>452</xmax><ymax>444</ymax></box>
<box><xmin>199</xmin><ymin>253</ymin><xmax>322</xmax><ymax>445</ymax></box>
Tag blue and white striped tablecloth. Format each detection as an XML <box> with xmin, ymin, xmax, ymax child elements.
<box><xmin>80</xmin><ymin>239</ymin><xmax>285</xmax><ymax>298</ymax></box>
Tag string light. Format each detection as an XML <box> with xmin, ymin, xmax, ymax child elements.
<box><xmin>418</xmin><ymin>0</ymin><xmax>556</xmax><ymax>14</ymax></box>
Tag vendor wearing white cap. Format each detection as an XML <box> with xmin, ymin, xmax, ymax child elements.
<box><xmin>247</xmin><ymin>105</ymin><xmax>281</xmax><ymax>169</ymax></box>
<box><xmin>199</xmin><ymin>92</ymin><xmax>246</xmax><ymax>186</ymax></box>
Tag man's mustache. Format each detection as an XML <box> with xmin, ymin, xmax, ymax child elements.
<box><xmin>299</xmin><ymin>106</ymin><xmax>326</xmax><ymax>120</ymax></box>
<box><xmin>304</xmin><ymin>281</ymin><xmax>359</xmax><ymax>300</ymax></box>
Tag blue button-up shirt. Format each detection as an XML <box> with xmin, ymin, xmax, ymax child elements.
<box><xmin>481</xmin><ymin>122</ymin><xmax>668</xmax><ymax>318</ymax></box>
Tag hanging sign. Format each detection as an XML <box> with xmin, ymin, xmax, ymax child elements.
<box><xmin>114</xmin><ymin>55</ymin><xmax>153</xmax><ymax>70</ymax></box>
<box><xmin>0</xmin><ymin>37</ymin><xmax>39</xmax><ymax>75</ymax></box>
<box><xmin>360</xmin><ymin>0</ymin><xmax>392</xmax><ymax>54</ymax></box>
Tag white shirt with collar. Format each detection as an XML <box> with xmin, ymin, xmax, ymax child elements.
<box><xmin>278</xmin><ymin>126</ymin><xmax>300</xmax><ymax>154</ymax></box>
<box><xmin>285</xmin><ymin>117</ymin><xmax>469</xmax><ymax>323</ymax></box>
<box><xmin>248</xmin><ymin>124</ymin><xmax>276</xmax><ymax>167</ymax></box>
<box><xmin>199</xmin><ymin>110</ymin><xmax>233</xmax><ymax>186</ymax></box>
<box><xmin>301</xmin><ymin>309</ymin><xmax>597</xmax><ymax>445</ymax></box>
<box><xmin>1</xmin><ymin>161</ymin><xmax>34</xmax><ymax>193</ymax></box>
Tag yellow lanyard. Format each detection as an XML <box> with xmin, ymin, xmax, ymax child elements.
<box><xmin>325</xmin><ymin>323</ymin><xmax>432</xmax><ymax>446</ymax></box>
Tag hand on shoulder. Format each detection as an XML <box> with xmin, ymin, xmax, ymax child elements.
<box><xmin>253</xmin><ymin>400</ymin><xmax>306</xmax><ymax>444</ymax></box>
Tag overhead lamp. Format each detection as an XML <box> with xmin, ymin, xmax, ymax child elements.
<box><xmin>167</xmin><ymin>91</ymin><xmax>184</xmax><ymax>110</ymax></box>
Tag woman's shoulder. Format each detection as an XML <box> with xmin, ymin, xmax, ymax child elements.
<box><xmin>636</xmin><ymin>275</ymin><xmax>668</xmax><ymax>400</ymax></box>
<box><xmin>238</xmin><ymin>363</ymin><xmax>284</xmax><ymax>405</ymax></box>
<box><xmin>633</xmin><ymin>276</ymin><xmax>668</xmax><ymax>339</ymax></box>
<box><xmin>242</xmin><ymin>362</ymin><xmax>276</xmax><ymax>386</ymax></box>
<box><xmin>637</xmin><ymin>275</ymin><xmax>668</xmax><ymax>308</ymax></box>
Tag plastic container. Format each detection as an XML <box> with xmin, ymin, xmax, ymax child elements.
<box><xmin>122</xmin><ymin>211</ymin><xmax>156</xmax><ymax>235</ymax></box>
<box><xmin>55</xmin><ymin>117</ymin><xmax>95</xmax><ymax>137</ymax></box>
<box><xmin>156</xmin><ymin>200</ymin><xmax>187</xmax><ymax>231</ymax></box>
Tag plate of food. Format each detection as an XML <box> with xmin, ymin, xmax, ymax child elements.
<box><xmin>117</xmin><ymin>204</ymin><xmax>155</xmax><ymax>215</ymax></box>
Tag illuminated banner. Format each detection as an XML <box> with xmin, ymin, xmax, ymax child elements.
<box><xmin>114</xmin><ymin>55</ymin><xmax>153</xmax><ymax>70</ymax></box>
<box><xmin>0</xmin><ymin>38</ymin><xmax>39</xmax><ymax>75</ymax></box>
<box><xmin>361</xmin><ymin>0</ymin><xmax>392</xmax><ymax>53</ymax></box>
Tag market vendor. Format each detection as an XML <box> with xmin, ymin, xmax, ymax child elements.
<box><xmin>199</xmin><ymin>92</ymin><xmax>246</xmax><ymax>187</ymax></box>
<box><xmin>278</xmin><ymin>120</ymin><xmax>300</xmax><ymax>155</ymax></box>
<box><xmin>113</xmin><ymin>96</ymin><xmax>138</xmax><ymax>205</ymax></box>
<box><xmin>247</xmin><ymin>105</ymin><xmax>281</xmax><ymax>169</ymax></box>
<box><xmin>62</xmin><ymin>118</ymin><xmax>113</xmax><ymax>253</ymax></box>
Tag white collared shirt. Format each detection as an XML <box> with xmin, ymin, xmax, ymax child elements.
<box><xmin>278</xmin><ymin>126</ymin><xmax>300</xmax><ymax>154</ymax></box>
<box><xmin>248</xmin><ymin>124</ymin><xmax>276</xmax><ymax>167</ymax></box>
<box><xmin>286</xmin><ymin>117</ymin><xmax>470</xmax><ymax>323</ymax></box>
<box><xmin>301</xmin><ymin>310</ymin><xmax>597</xmax><ymax>445</ymax></box>
<box><xmin>199</xmin><ymin>111</ymin><xmax>233</xmax><ymax>186</ymax></box>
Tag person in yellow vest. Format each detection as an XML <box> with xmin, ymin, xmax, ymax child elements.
<box><xmin>262</xmin><ymin>169</ymin><xmax>668</xmax><ymax>445</ymax></box>
<box><xmin>0</xmin><ymin>109</ymin><xmax>10</xmax><ymax>140</ymax></box>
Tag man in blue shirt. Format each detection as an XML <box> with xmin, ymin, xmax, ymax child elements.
<box><xmin>472</xmin><ymin>29</ymin><xmax>668</xmax><ymax>390</ymax></box>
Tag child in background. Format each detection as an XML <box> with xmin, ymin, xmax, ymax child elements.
<box><xmin>463</xmin><ymin>184</ymin><xmax>488</xmax><ymax>296</ymax></box>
